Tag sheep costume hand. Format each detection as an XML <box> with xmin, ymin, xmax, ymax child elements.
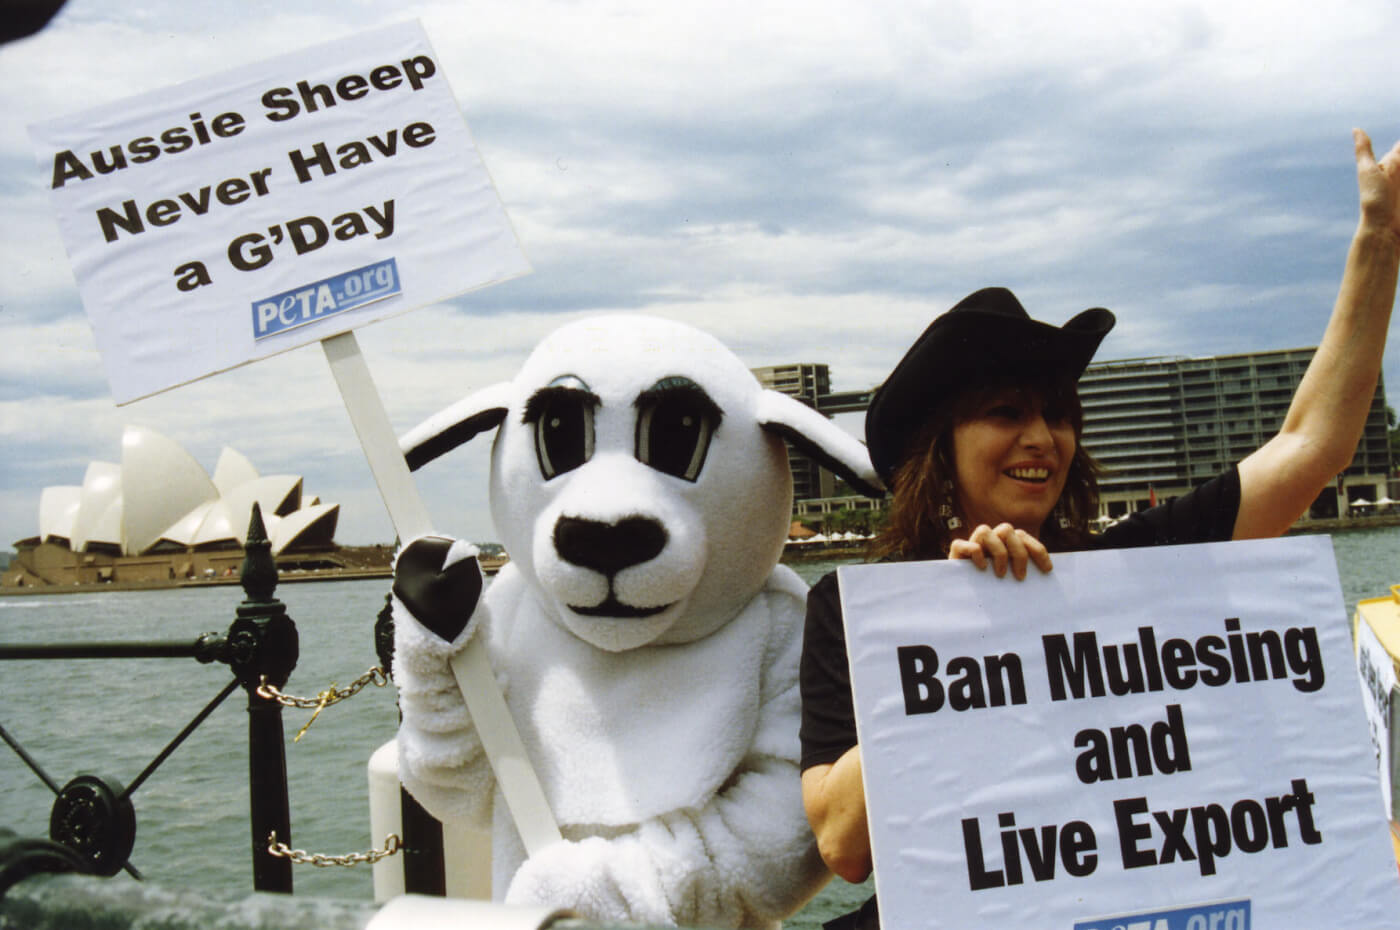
<box><xmin>391</xmin><ymin>314</ymin><xmax>882</xmax><ymax>928</ymax></box>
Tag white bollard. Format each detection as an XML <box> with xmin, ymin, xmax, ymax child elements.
<box><xmin>368</xmin><ymin>738</ymin><xmax>492</xmax><ymax>902</ymax></box>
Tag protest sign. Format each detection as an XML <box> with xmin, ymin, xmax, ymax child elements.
<box><xmin>30</xmin><ymin>20</ymin><xmax>528</xmax><ymax>404</ymax></box>
<box><xmin>30</xmin><ymin>22</ymin><xmax>560</xmax><ymax>891</ymax></box>
<box><xmin>841</xmin><ymin>535</ymin><xmax>1400</xmax><ymax>928</ymax></box>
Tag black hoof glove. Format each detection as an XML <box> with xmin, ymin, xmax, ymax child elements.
<box><xmin>392</xmin><ymin>536</ymin><xmax>483</xmax><ymax>643</ymax></box>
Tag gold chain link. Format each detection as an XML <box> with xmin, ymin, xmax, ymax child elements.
<box><xmin>257</xmin><ymin>667</ymin><xmax>390</xmax><ymax>741</ymax></box>
<box><xmin>257</xmin><ymin>666</ymin><xmax>389</xmax><ymax>708</ymax></box>
<box><xmin>267</xmin><ymin>830</ymin><xmax>402</xmax><ymax>867</ymax></box>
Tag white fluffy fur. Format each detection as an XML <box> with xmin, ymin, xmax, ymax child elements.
<box><xmin>392</xmin><ymin>315</ymin><xmax>878</xmax><ymax>927</ymax></box>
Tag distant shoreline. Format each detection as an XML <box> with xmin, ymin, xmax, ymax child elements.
<box><xmin>0</xmin><ymin>546</ymin><xmax>858</xmax><ymax>596</ymax></box>
<box><xmin>0</xmin><ymin>567</ymin><xmax>394</xmax><ymax>597</ymax></box>
<box><xmin>0</xmin><ymin>553</ymin><xmax>506</xmax><ymax>597</ymax></box>
<box><xmin>1284</xmin><ymin>513</ymin><xmax>1400</xmax><ymax>533</ymax></box>
<box><xmin>4</xmin><ymin>516</ymin><xmax>1395</xmax><ymax>596</ymax></box>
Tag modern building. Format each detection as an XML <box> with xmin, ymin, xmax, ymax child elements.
<box><xmin>6</xmin><ymin>425</ymin><xmax>342</xmax><ymax>588</ymax></box>
<box><xmin>751</xmin><ymin>363</ymin><xmax>885</xmax><ymax>530</ymax></box>
<box><xmin>751</xmin><ymin>363</ymin><xmax>836</xmax><ymax>503</ymax></box>
<box><xmin>1079</xmin><ymin>348</ymin><xmax>1392</xmax><ymax>518</ymax></box>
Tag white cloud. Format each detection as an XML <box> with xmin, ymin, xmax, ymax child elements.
<box><xmin>4</xmin><ymin>0</ymin><xmax>1399</xmax><ymax>547</ymax></box>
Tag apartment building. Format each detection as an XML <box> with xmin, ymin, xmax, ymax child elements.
<box><xmin>751</xmin><ymin>363</ymin><xmax>835</xmax><ymax>503</ymax></box>
<box><xmin>1079</xmin><ymin>349</ymin><xmax>1392</xmax><ymax>518</ymax></box>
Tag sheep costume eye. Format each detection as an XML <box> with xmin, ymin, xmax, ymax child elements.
<box><xmin>524</xmin><ymin>376</ymin><xmax>599</xmax><ymax>480</ymax></box>
<box><xmin>521</xmin><ymin>374</ymin><xmax>723</xmax><ymax>483</ymax></box>
<box><xmin>634</xmin><ymin>377</ymin><xmax>722</xmax><ymax>482</ymax></box>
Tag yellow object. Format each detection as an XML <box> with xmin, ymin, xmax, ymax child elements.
<box><xmin>1353</xmin><ymin>584</ymin><xmax>1400</xmax><ymax>871</ymax></box>
<box><xmin>1356</xmin><ymin>584</ymin><xmax>1400</xmax><ymax>654</ymax></box>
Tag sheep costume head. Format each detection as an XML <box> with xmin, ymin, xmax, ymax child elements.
<box><xmin>401</xmin><ymin>313</ymin><xmax>880</xmax><ymax>651</ymax></box>
<box><xmin>392</xmin><ymin>313</ymin><xmax>882</xmax><ymax>928</ymax></box>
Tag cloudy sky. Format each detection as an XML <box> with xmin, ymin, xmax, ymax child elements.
<box><xmin>2</xmin><ymin>0</ymin><xmax>1397</xmax><ymax>546</ymax></box>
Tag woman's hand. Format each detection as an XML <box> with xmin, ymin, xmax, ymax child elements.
<box><xmin>949</xmin><ymin>523</ymin><xmax>1052</xmax><ymax>579</ymax></box>
<box><xmin>1356</xmin><ymin>129</ymin><xmax>1400</xmax><ymax>242</ymax></box>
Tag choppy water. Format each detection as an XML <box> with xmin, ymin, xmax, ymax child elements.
<box><xmin>1</xmin><ymin>527</ymin><xmax>1395</xmax><ymax>924</ymax></box>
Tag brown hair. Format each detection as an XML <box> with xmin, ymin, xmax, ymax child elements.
<box><xmin>870</xmin><ymin>375</ymin><xmax>1102</xmax><ymax>561</ymax></box>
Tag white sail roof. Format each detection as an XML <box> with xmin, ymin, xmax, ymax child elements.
<box><xmin>121</xmin><ymin>426</ymin><xmax>220</xmax><ymax>555</ymax></box>
<box><xmin>87</xmin><ymin>496</ymin><xmax>125</xmax><ymax>550</ymax></box>
<box><xmin>70</xmin><ymin>462</ymin><xmax>122</xmax><ymax>552</ymax></box>
<box><xmin>32</xmin><ymin>427</ymin><xmax>339</xmax><ymax>558</ymax></box>
<box><xmin>191</xmin><ymin>499</ymin><xmax>239</xmax><ymax>548</ymax></box>
<box><xmin>156</xmin><ymin>500</ymin><xmax>220</xmax><ymax>549</ymax></box>
<box><xmin>223</xmin><ymin>475</ymin><xmax>302</xmax><ymax>523</ymax></box>
<box><xmin>212</xmin><ymin>447</ymin><xmax>259</xmax><ymax>496</ymax></box>
<box><xmin>39</xmin><ymin>486</ymin><xmax>82</xmax><ymax>544</ymax></box>
<box><xmin>271</xmin><ymin>503</ymin><xmax>339</xmax><ymax>553</ymax></box>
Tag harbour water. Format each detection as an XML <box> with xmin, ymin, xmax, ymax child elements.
<box><xmin>2</xmin><ymin>526</ymin><xmax>1398</xmax><ymax>926</ymax></box>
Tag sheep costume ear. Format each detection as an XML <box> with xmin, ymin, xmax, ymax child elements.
<box><xmin>754</xmin><ymin>391</ymin><xmax>885</xmax><ymax>499</ymax></box>
<box><xmin>401</xmin><ymin>381</ymin><xmax>513</xmax><ymax>472</ymax></box>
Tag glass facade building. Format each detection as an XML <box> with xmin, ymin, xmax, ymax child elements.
<box><xmin>1079</xmin><ymin>349</ymin><xmax>1391</xmax><ymax>518</ymax></box>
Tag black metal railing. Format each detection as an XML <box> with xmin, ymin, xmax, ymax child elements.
<box><xmin>0</xmin><ymin>504</ymin><xmax>297</xmax><ymax>895</ymax></box>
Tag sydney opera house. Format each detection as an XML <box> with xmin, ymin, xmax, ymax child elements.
<box><xmin>5</xmin><ymin>426</ymin><xmax>356</xmax><ymax>589</ymax></box>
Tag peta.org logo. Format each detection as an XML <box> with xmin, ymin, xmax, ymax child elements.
<box><xmin>252</xmin><ymin>257</ymin><xmax>400</xmax><ymax>339</ymax></box>
<box><xmin>1075</xmin><ymin>898</ymin><xmax>1249</xmax><ymax>930</ymax></box>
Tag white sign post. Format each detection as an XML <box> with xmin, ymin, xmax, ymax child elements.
<box><xmin>841</xmin><ymin>536</ymin><xmax>1400</xmax><ymax>929</ymax></box>
<box><xmin>30</xmin><ymin>19</ymin><xmax>561</xmax><ymax>881</ymax></box>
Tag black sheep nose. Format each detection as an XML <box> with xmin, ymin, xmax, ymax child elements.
<box><xmin>554</xmin><ymin>516</ymin><xmax>668</xmax><ymax>576</ymax></box>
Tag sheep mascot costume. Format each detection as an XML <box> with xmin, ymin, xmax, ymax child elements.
<box><xmin>391</xmin><ymin>314</ymin><xmax>882</xmax><ymax>928</ymax></box>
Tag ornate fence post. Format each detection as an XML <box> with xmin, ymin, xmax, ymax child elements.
<box><xmin>230</xmin><ymin>503</ymin><xmax>299</xmax><ymax>893</ymax></box>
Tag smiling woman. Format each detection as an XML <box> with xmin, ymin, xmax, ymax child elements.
<box><xmin>950</xmin><ymin>385</ymin><xmax>1077</xmax><ymax>533</ymax></box>
<box><xmin>798</xmin><ymin>129</ymin><xmax>1400</xmax><ymax>930</ymax></box>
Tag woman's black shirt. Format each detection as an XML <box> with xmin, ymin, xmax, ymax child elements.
<box><xmin>799</xmin><ymin>466</ymin><xmax>1242</xmax><ymax>772</ymax></box>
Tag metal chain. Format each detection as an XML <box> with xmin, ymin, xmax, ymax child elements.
<box><xmin>267</xmin><ymin>830</ymin><xmax>401</xmax><ymax>867</ymax></box>
<box><xmin>257</xmin><ymin>666</ymin><xmax>389</xmax><ymax>708</ymax></box>
<box><xmin>256</xmin><ymin>667</ymin><xmax>389</xmax><ymax>741</ymax></box>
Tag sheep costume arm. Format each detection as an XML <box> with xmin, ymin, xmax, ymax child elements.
<box><xmin>392</xmin><ymin>536</ymin><xmax>497</xmax><ymax>829</ymax></box>
<box><xmin>393</xmin><ymin>381</ymin><xmax>514</xmax><ymax>827</ymax></box>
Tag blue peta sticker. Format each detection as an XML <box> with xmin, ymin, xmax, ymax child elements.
<box><xmin>252</xmin><ymin>257</ymin><xmax>400</xmax><ymax>340</ymax></box>
<box><xmin>1074</xmin><ymin>899</ymin><xmax>1249</xmax><ymax>930</ymax></box>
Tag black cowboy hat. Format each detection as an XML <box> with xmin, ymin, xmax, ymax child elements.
<box><xmin>865</xmin><ymin>286</ymin><xmax>1115</xmax><ymax>485</ymax></box>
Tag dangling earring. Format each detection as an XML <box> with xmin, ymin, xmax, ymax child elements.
<box><xmin>1056</xmin><ymin>503</ymin><xmax>1072</xmax><ymax>529</ymax></box>
<box><xmin>939</xmin><ymin>480</ymin><xmax>963</xmax><ymax>530</ymax></box>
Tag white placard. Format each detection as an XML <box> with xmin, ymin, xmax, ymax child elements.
<box><xmin>30</xmin><ymin>20</ymin><xmax>529</xmax><ymax>404</ymax></box>
<box><xmin>841</xmin><ymin>536</ymin><xmax>1400</xmax><ymax>929</ymax></box>
<box><xmin>1356</xmin><ymin>619</ymin><xmax>1399</xmax><ymax>818</ymax></box>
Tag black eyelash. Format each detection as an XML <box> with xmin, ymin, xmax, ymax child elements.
<box><xmin>632</xmin><ymin>377</ymin><xmax>723</xmax><ymax>423</ymax></box>
<box><xmin>522</xmin><ymin>384</ymin><xmax>600</xmax><ymax>424</ymax></box>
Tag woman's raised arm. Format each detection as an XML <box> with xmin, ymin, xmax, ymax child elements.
<box><xmin>1235</xmin><ymin>130</ymin><xmax>1400</xmax><ymax>539</ymax></box>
